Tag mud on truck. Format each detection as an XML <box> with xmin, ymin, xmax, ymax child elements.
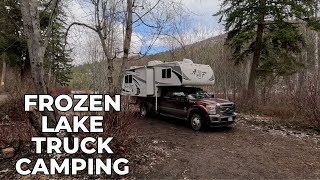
<box><xmin>121</xmin><ymin>59</ymin><xmax>237</xmax><ymax>131</ymax></box>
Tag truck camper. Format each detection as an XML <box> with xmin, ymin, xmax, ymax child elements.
<box><xmin>121</xmin><ymin>59</ymin><xmax>237</xmax><ymax>131</ymax></box>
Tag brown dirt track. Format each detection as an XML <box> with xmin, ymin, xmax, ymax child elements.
<box><xmin>132</xmin><ymin>115</ymin><xmax>320</xmax><ymax>179</ymax></box>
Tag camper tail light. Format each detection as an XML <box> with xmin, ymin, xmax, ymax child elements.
<box><xmin>206</xmin><ymin>105</ymin><xmax>217</xmax><ymax>115</ymax></box>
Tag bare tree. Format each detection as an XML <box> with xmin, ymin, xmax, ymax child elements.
<box><xmin>20</xmin><ymin>0</ymin><xmax>59</xmax><ymax>133</ymax></box>
<box><xmin>66</xmin><ymin>0</ymin><xmax>121</xmax><ymax>93</ymax></box>
<box><xmin>66</xmin><ymin>0</ymin><xmax>180</xmax><ymax>93</ymax></box>
<box><xmin>117</xmin><ymin>0</ymin><xmax>133</xmax><ymax>93</ymax></box>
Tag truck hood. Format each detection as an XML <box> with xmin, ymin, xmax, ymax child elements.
<box><xmin>191</xmin><ymin>98</ymin><xmax>231</xmax><ymax>106</ymax></box>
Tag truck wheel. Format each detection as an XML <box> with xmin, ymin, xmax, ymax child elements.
<box><xmin>140</xmin><ymin>104</ymin><xmax>148</xmax><ymax>117</ymax></box>
<box><xmin>190</xmin><ymin>114</ymin><xmax>204</xmax><ymax>131</ymax></box>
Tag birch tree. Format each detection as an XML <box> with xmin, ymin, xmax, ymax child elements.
<box><xmin>20</xmin><ymin>0</ymin><xmax>59</xmax><ymax>132</ymax></box>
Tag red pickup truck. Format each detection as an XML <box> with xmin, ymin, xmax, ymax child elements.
<box><xmin>139</xmin><ymin>86</ymin><xmax>237</xmax><ymax>131</ymax></box>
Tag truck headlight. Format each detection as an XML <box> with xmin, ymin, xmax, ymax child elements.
<box><xmin>206</xmin><ymin>105</ymin><xmax>217</xmax><ymax>115</ymax></box>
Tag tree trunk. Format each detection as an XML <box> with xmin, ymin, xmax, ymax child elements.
<box><xmin>296</xmin><ymin>22</ymin><xmax>308</xmax><ymax>99</ymax></box>
<box><xmin>97</xmin><ymin>27</ymin><xmax>115</xmax><ymax>94</ymax></box>
<box><xmin>315</xmin><ymin>32</ymin><xmax>319</xmax><ymax>73</ymax></box>
<box><xmin>1</xmin><ymin>53</ymin><xmax>6</xmax><ymax>88</ymax></box>
<box><xmin>117</xmin><ymin>0</ymin><xmax>133</xmax><ymax>93</ymax></box>
<box><xmin>247</xmin><ymin>23</ymin><xmax>265</xmax><ymax>97</ymax></box>
<box><xmin>315</xmin><ymin>1</ymin><xmax>319</xmax><ymax>75</ymax></box>
<box><xmin>247</xmin><ymin>0</ymin><xmax>266</xmax><ymax>97</ymax></box>
<box><xmin>20</xmin><ymin>0</ymin><xmax>57</xmax><ymax>132</ymax></box>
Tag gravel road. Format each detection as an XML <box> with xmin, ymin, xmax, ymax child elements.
<box><xmin>133</xmin><ymin>115</ymin><xmax>320</xmax><ymax>179</ymax></box>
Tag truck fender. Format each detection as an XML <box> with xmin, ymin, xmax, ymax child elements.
<box><xmin>187</xmin><ymin>105</ymin><xmax>208</xmax><ymax>120</ymax></box>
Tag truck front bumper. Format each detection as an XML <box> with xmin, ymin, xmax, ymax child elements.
<box><xmin>206</xmin><ymin>113</ymin><xmax>237</xmax><ymax>127</ymax></box>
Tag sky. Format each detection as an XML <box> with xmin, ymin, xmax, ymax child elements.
<box><xmin>64</xmin><ymin>0</ymin><xmax>225</xmax><ymax>64</ymax></box>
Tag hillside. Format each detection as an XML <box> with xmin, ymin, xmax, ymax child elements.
<box><xmin>71</xmin><ymin>34</ymin><xmax>248</xmax><ymax>96</ymax></box>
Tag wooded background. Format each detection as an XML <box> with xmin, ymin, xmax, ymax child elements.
<box><xmin>0</xmin><ymin>0</ymin><xmax>320</xmax><ymax>130</ymax></box>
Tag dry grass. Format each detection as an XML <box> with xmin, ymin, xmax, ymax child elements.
<box><xmin>0</xmin><ymin>95</ymin><xmax>35</xmax><ymax>149</ymax></box>
<box><xmin>234</xmin><ymin>83</ymin><xmax>320</xmax><ymax>131</ymax></box>
<box><xmin>49</xmin><ymin>86</ymin><xmax>72</xmax><ymax>97</ymax></box>
<box><xmin>0</xmin><ymin>93</ymin><xmax>138</xmax><ymax>157</ymax></box>
<box><xmin>61</xmin><ymin>96</ymin><xmax>138</xmax><ymax>156</ymax></box>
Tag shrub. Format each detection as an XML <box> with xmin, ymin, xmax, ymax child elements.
<box><xmin>65</xmin><ymin>97</ymin><xmax>138</xmax><ymax>156</ymax></box>
<box><xmin>0</xmin><ymin>95</ymin><xmax>34</xmax><ymax>149</ymax></box>
<box><xmin>49</xmin><ymin>86</ymin><xmax>72</xmax><ymax>97</ymax></box>
<box><xmin>234</xmin><ymin>81</ymin><xmax>320</xmax><ymax>130</ymax></box>
<box><xmin>102</xmin><ymin>104</ymin><xmax>138</xmax><ymax>154</ymax></box>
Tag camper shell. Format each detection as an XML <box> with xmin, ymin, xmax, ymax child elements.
<box><xmin>121</xmin><ymin>59</ymin><xmax>215</xmax><ymax>97</ymax></box>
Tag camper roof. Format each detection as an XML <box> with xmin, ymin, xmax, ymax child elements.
<box><xmin>127</xmin><ymin>59</ymin><xmax>196</xmax><ymax>70</ymax></box>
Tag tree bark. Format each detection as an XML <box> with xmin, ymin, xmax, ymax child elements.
<box><xmin>296</xmin><ymin>22</ymin><xmax>308</xmax><ymax>99</ymax></box>
<box><xmin>1</xmin><ymin>53</ymin><xmax>6</xmax><ymax>88</ymax></box>
<box><xmin>315</xmin><ymin>0</ymin><xmax>319</xmax><ymax>74</ymax></box>
<box><xmin>20</xmin><ymin>0</ymin><xmax>57</xmax><ymax>133</ymax></box>
<box><xmin>95</xmin><ymin>0</ymin><xmax>114</xmax><ymax>94</ymax></box>
<box><xmin>117</xmin><ymin>0</ymin><xmax>133</xmax><ymax>93</ymax></box>
<box><xmin>247</xmin><ymin>0</ymin><xmax>266</xmax><ymax>97</ymax></box>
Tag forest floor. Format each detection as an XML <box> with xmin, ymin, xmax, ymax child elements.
<box><xmin>130</xmin><ymin>114</ymin><xmax>320</xmax><ymax>179</ymax></box>
<box><xmin>0</xmin><ymin>111</ymin><xmax>320</xmax><ymax>179</ymax></box>
<box><xmin>0</xmin><ymin>93</ymin><xmax>8</xmax><ymax>105</ymax></box>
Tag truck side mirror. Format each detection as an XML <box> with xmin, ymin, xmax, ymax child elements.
<box><xmin>211</xmin><ymin>94</ymin><xmax>215</xmax><ymax>98</ymax></box>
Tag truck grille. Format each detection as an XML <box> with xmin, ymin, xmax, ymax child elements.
<box><xmin>219</xmin><ymin>104</ymin><xmax>235</xmax><ymax>115</ymax></box>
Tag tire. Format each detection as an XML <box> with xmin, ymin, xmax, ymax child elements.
<box><xmin>140</xmin><ymin>104</ymin><xmax>148</xmax><ymax>117</ymax></box>
<box><xmin>190</xmin><ymin>114</ymin><xmax>204</xmax><ymax>131</ymax></box>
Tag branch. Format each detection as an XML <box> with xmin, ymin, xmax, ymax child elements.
<box><xmin>63</xmin><ymin>22</ymin><xmax>98</xmax><ymax>50</ymax></box>
<box><xmin>161</xmin><ymin>33</ymin><xmax>186</xmax><ymax>53</ymax></box>
<box><xmin>43</xmin><ymin>0</ymin><xmax>60</xmax><ymax>49</ymax></box>
<box><xmin>133</xmin><ymin>26</ymin><xmax>164</xmax><ymax>60</ymax></box>
<box><xmin>132</xmin><ymin>0</ymin><xmax>161</xmax><ymax>24</ymax></box>
<box><xmin>133</xmin><ymin>12</ymin><xmax>159</xmax><ymax>28</ymax></box>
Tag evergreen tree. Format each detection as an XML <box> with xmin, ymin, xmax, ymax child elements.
<box><xmin>215</xmin><ymin>0</ymin><xmax>320</xmax><ymax>96</ymax></box>
<box><xmin>0</xmin><ymin>0</ymin><xmax>27</xmax><ymax>66</ymax></box>
<box><xmin>45</xmin><ymin>5</ymin><xmax>73</xmax><ymax>86</ymax></box>
<box><xmin>0</xmin><ymin>0</ymin><xmax>72</xmax><ymax>87</ymax></box>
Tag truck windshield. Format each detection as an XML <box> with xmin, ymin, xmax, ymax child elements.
<box><xmin>188</xmin><ymin>89</ymin><xmax>211</xmax><ymax>99</ymax></box>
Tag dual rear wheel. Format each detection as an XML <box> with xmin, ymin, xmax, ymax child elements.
<box><xmin>140</xmin><ymin>103</ymin><xmax>155</xmax><ymax>117</ymax></box>
<box><xmin>140</xmin><ymin>104</ymin><xmax>148</xmax><ymax>117</ymax></box>
<box><xmin>140</xmin><ymin>104</ymin><xmax>205</xmax><ymax>131</ymax></box>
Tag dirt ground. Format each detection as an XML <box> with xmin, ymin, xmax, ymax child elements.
<box><xmin>1</xmin><ymin>113</ymin><xmax>320</xmax><ymax>179</ymax></box>
<box><xmin>0</xmin><ymin>93</ymin><xmax>8</xmax><ymax>105</ymax></box>
<box><xmin>132</xmin><ymin>115</ymin><xmax>320</xmax><ymax>179</ymax></box>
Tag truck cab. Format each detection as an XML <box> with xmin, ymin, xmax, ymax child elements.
<box><xmin>140</xmin><ymin>86</ymin><xmax>237</xmax><ymax>131</ymax></box>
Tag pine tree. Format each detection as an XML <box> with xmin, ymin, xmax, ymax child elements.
<box><xmin>0</xmin><ymin>0</ymin><xmax>26</xmax><ymax>66</ymax></box>
<box><xmin>0</xmin><ymin>0</ymin><xmax>72</xmax><ymax>87</ymax></box>
<box><xmin>45</xmin><ymin>5</ymin><xmax>73</xmax><ymax>86</ymax></box>
<box><xmin>215</xmin><ymin>0</ymin><xmax>320</xmax><ymax>96</ymax></box>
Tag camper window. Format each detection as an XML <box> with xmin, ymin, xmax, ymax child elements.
<box><xmin>162</xmin><ymin>68</ymin><xmax>172</xmax><ymax>79</ymax></box>
<box><xmin>125</xmin><ymin>75</ymin><xmax>133</xmax><ymax>84</ymax></box>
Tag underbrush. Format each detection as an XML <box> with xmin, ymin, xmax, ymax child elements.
<box><xmin>48</xmin><ymin>86</ymin><xmax>72</xmax><ymax>97</ymax></box>
<box><xmin>0</xmin><ymin>95</ymin><xmax>35</xmax><ymax>149</ymax></box>
<box><xmin>0</xmin><ymin>94</ymin><xmax>138</xmax><ymax>158</ymax></box>
<box><xmin>58</xmin><ymin>96</ymin><xmax>138</xmax><ymax>157</ymax></box>
<box><xmin>102</xmin><ymin>107</ymin><xmax>138</xmax><ymax>154</ymax></box>
<box><xmin>234</xmin><ymin>86</ymin><xmax>320</xmax><ymax>131</ymax></box>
